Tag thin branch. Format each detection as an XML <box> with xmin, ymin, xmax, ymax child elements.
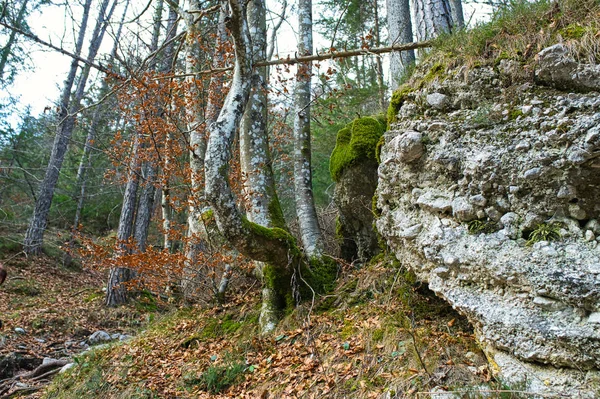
<box><xmin>0</xmin><ymin>20</ymin><xmax>124</xmax><ymax>79</ymax></box>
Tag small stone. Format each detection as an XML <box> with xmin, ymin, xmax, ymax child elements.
<box><xmin>509</xmin><ymin>186</ymin><xmax>520</xmax><ymax>194</ymax></box>
<box><xmin>523</xmin><ymin>167</ymin><xmax>543</xmax><ymax>179</ymax></box>
<box><xmin>568</xmin><ymin>204</ymin><xmax>587</xmax><ymax>220</ymax></box>
<box><xmin>443</xmin><ymin>255</ymin><xmax>459</xmax><ymax>266</ymax></box>
<box><xmin>485</xmin><ymin>207</ymin><xmax>501</xmax><ymax>221</ymax></box>
<box><xmin>585</xmin><ymin>230</ymin><xmax>595</xmax><ymax>242</ymax></box>
<box><xmin>469</xmin><ymin>194</ymin><xmax>487</xmax><ymax>207</ymax></box>
<box><xmin>426</xmin><ymin>93</ymin><xmax>449</xmax><ymax>110</ymax></box>
<box><xmin>452</xmin><ymin>197</ymin><xmax>476</xmax><ymax>221</ymax></box>
<box><xmin>533</xmin><ymin>296</ymin><xmax>564</xmax><ymax>311</ymax></box>
<box><xmin>541</xmin><ymin>246</ymin><xmax>558</xmax><ymax>257</ymax></box>
<box><xmin>521</xmin><ymin>105</ymin><xmax>533</xmax><ymax>115</ymax></box>
<box><xmin>398</xmin><ymin>224</ymin><xmax>422</xmax><ymax>240</ymax></box>
<box><xmin>515</xmin><ymin>141</ymin><xmax>531</xmax><ymax>151</ymax></box>
<box><xmin>89</xmin><ymin>330</ymin><xmax>112</xmax><ymax>345</ymax></box>
<box><xmin>432</xmin><ymin>267</ymin><xmax>450</xmax><ymax>278</ymax></box>
<box><xmin>584</xmin><ymin>219</ymin><xmax>600</xmax><ymax>235</ymax></box>
<box><xmin>59</xmin><ymin>363</ymin><xmax>75</xmax><ymax>374</ymax></box>
<box><xmin>390</xmin><ymin>131</ymin><xmax>424</xmax><ymax>164</ymax></box>
<box><xmin>588</xmin><ymin>312</ymin><xmax>600</xmax><ymax>324</ymax></box>
<box><xmin>14</xmin><ymin>328</ymin><xmax>26</xmax><ymax>335</ymax></box>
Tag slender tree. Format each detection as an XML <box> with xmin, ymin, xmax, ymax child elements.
<box><xmin>240</xmin><ymin>0</ymin><xmax>288</xmax><ymax>331</ymax></box>
<box><xmin>293</xmin><ymin>0</ymin><xmax>324</xmax><ymax>260</ymax></box>
<box><xmin>387</xmin><ymin>0</ymin><xmax>415</xmax><ymax>88</ymax></box>
<box><xmin>24</xmin><ymin>0</ymin><xmax>113</xmax><ymax>255</ymax></box>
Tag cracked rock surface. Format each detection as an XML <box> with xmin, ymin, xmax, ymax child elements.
<box><xmin>377</xmin><ymin>45</ymin><xmax>600</xmax><ymax>398</ymax></box>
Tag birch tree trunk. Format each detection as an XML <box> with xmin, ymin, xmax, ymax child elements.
<box><xmin>293</xmin><ymin>0</ymin><xmax>324</xmax><ymax>259</ymax></box>
<box><xmin>205</xmin><ymin>0</ymin><xmax>296</xmax><ymax>272</ymax></box>
<box><xmin>411</xmin><ymin>0</ymin><xmax>453</xmax><ymax>41</ymax></box>
<box><xmin>387</xmin><ymin>0</ymin><xmax>416</xmax><ymax>89</ymax></box>
<box><xmin>182</xmin><ymin>0</ymin><xmax>227</xmax><ymax>301</ymax></box>
<box><xmin>24</xmin><ymin>0</ymin><xmax>111</xmax><ymax>255</ymax></box>
<box><xmin>240</xmin><ymin>0</ymin><xmax>289</xmax><ymax>332</ymax></box>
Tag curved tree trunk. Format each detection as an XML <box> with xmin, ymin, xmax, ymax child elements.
<box><xmin>23</xmin><ymin>0</ymin><xmax>93</xmax><ymax>255</ymax></box>
<box><xmin>387</xmin><ymin>0</ymin><xmax>415</xmax><ymax>89</ymax></box>
<box><xmin>293</xmin><ymin>0</ymin><xmax>324</xmax><ymax>259</ymax></box>
<box><xmin>205</xmin><ymin>0</ymin><xmax>296</xmax><ymax>269</ymax></box>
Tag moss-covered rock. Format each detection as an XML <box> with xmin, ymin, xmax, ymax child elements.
<box><xmin>330</xmin><ymin>116</ymin><xmax>385</xmax><ymax>264</ymax></box>
<box><xmin>330</xmin><ymin>117</ymin><xmax>385</xmax><ymax>182</ymax></box>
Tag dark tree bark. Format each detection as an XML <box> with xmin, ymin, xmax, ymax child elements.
<box><xmin>24</xmin><ymin>0</ymin><xmax>112</xmax><ymax>255</ymax></box>
<box><xmin>411</xmin><ymin>0</ymin><xmax>453</xmax><ymax>41</ymax></box>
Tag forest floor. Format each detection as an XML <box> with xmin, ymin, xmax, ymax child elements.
<box><xmin>0</xmin><ymin>231</ymin><xmax>509</xmax><ymax>398</ymax></box>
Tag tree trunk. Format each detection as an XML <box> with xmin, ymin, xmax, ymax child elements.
<box><xmin>205</xmin><ymin>0</ymin><xmax>296</xmax><ymax>268</ymax></box>
<box><xmin>373</xmin><ymin>0</ymin><xmax>386</xmax><ymax>111</ymax></box>
<box><xmin>0</xmin><ymin>0</ymin><xmax>29</xmax><ymax>82</ymax></box>
<box><xmin>106</xmin><ymin>136</ymin><xmax>141</xmax><ymax>307</ymax></box>
<box><xmin>23</xmin><ymin>0</ymin><xmax>111</xmax><ymax>255</ymax></box>
<box><xmin>73</xmin><ymin>0</ymin><xmax>128</xmax><ymax>231</ymax></box>
<box><xmin>240</xmin><ymin>0</ymin><xmax>290</xmax><ymax>332</ymax></box>
<box><xmin>387</xmin><ymin>0</ymin><xmax>415</xmax><ymax>89</ymax></box>
<box><xmin>182</xmin><ymin>0</ymin><xmax>227</xmax><ymax>301</ymax></box>
<box><xmin>106</xmin><ymin>0</ymin><xmax>167</xmax><ymax>306</ymax></box>
<box><xmin>449</xmin><ymin>0</ymin><xmax>464</xmax><ymax>29</ymax></box>
<box><xmin>293</xmin><ymin>0</ymin><xmax>324</xmax><ymax>259</ymax></box>
<box><xmin>411</xmin><ymin>0</ymin><xmax>453</xmax><ymax>41</ymax></box>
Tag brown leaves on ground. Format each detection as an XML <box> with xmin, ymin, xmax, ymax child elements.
<box><xmin>40</xmin><ymin>260</ymin><xmax>492</xmax><ymax>398</ymax></box>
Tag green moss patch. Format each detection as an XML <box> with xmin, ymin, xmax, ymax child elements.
<box><xmin>387</xmin><ymin>85</ymin><xmax>414</xmax><ymax>127</ymax></box>
<box><xmin>329</xmin><ymin>117</ymin><xmax>385</xmax><ymax>182</ymax></box>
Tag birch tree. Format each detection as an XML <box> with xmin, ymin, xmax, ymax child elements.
<box><xmin>293</xmin><ymin>0</ymin><xmax>325</xmax><ymax>260</ymax></box>
<box><xmin>205</xmin><ymin>0</ymin><xmax>336</xmax><ymax>332</ymax></box>
<box><xmin>387</xmin><ymin>0</ymin><xmax>415</xmax><ymax>88</ymax></box>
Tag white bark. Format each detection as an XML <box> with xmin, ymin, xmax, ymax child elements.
<box><xmin>387</xmin><ymin>0</ymin><xmax>416</xmax><ymax>88</ymax></box>
<box><xmin>293</xmin><ymin>0</ymin><xmax>324</xmax><ymax>259</ymax></box>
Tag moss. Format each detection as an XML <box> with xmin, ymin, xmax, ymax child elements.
<box><xmin>375</xmin><ymin>135</ymin><xmax>385</xmax><ymax>164</ymax></box>
<box><xmin>335</xmin><ymin>216</ymin><xmax>343</xmax><ymax>239</ymax></box>
<box><xmin>509</xmin><ymin>107</ymin><xmax>524</xmax><ymax>120</ymax></box>
<box><xmin>201</xmin><ymin>209</ymin><xmax>214</xmax><ymax>222</ymax></box>
<box><xmin>329</xmin><ymin>117</ymin><xmax>384</xmax><ymax>182</ymax></box>
<box><xmin>306</xmin><ymin>256</ymin><xmax>338</xmax><ymax>294</ymax></box>
<box><xmin>241</xmin><ymin>216</ymin><xmax>300</xmax><ymax>260</ymax></box>
<box><xmin>263</xmin><ymin>263</ymin><xmax>295</xmax><ymax>315</ymax></box>
<box><xmin>267</xmin><ymin>194</ymin><xmax>287</xmax><ymax>230</ymax></box>
<box><xmin>387</xmin><ymin>84</ymin><xmax>414</xmax><ymax>127</ymax></box>
<box><xmin>559</xmin><ymin>23</ymin><xmax>588</xmax><ymax>39</ymax></box>
<box><xmin>421</xmin><ymin>62</ymin><xmax>446</xmax><ymax>86</ymax></box>
<box><xmin>372</xmin><ymin>194</ymin><xmax>381</xmax><ymax>218</ymax></box>
<box><xmin>467</xmin><ymin>219</ymin><xmax>498</xmax><ymax>235</ymax></box>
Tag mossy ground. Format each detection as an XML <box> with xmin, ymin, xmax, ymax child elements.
<box><xmin>39</xmin><ymin>256</ymin><xmax>503</xmax><ymax>399</ymax></box>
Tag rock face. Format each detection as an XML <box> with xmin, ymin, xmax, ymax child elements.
<box><xmin>331</xmin><ymin>117</ymin><xmax>383</xmax><ymax>263</ymax></box>
<box><xmin>377</xmin><ymin>45</ymin><xmax>600</xmax><ymax>397</ymax></box>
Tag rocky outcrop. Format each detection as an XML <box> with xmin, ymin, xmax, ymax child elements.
<box><xmin>331</xmin><ymin>117</ymin><xmax>384</xmax><ymax>264</ymax></box>
<box><xmin>377</xmin><ymin>45</ymin><xmax>600</xmax><ymax>397</ymax></box>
